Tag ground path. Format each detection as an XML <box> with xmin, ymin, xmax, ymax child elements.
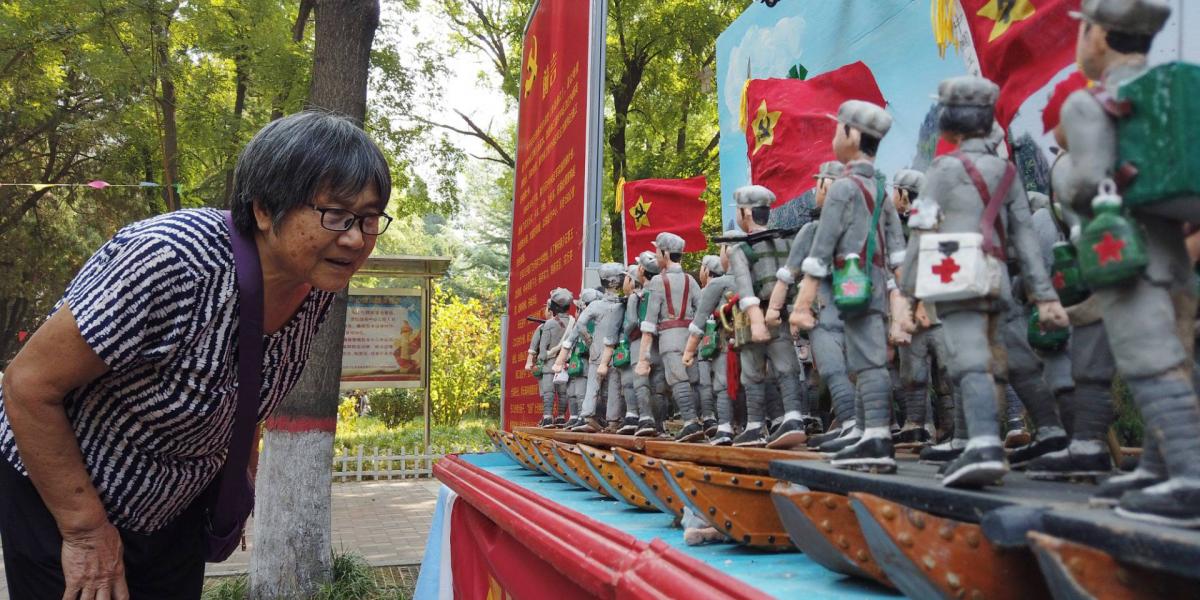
<box><xmin>0</xmin><ymin>479</ymin><xmax>442</xmax><ymax>598</ymax></box>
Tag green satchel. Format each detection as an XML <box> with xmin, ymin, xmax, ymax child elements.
<box><xmin>532</xmin><ymin>360</ymin><xmax>543</xmax><ymax>377</ymax></box>
<box><xmin>1111</xmin><ymin>62</ymin><xmax>1200</xmax><ymax>210</ymax></box>
<box><xmin>1077</xmin><ymin>181</ymin><xmax>1147</xmax><ymax>288</ymax></box>
<box><xmin>1027</xmin><ymin>306</ymin><xmax>1070</xmax><ymax>352</ymax></box>
<box><xmin>612</xmin><ymin>337</ymin><xmax>631</xmax><ymax>367</ymax></box>
<box><xmin>834</xmin><ymin>178</ymin><xmax>885</xmax><ymax>313</ymax></box>
<box><xmin>698</xmin><ymin>319</ymin><xmax>719</xmax><ymax>359</ymax></box>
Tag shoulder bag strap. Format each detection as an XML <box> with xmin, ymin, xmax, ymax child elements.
<box><xmin>679</xmin><ymin>274</ymin><xmax>690</xmax><ymax>317</ymax></box>
<box><xmin>220</xmin><ymin>211</ymin><xmax>264</xmax><ymax>501</ymax></box>
<box><xmin>849</xmin><ymin>176</ymin><xmax>887</xmax><ymax>267</ymax></box>
<box><xmin>953</xmin><ymin>152</ymin><xmax>1015</xmax><ymax>260</ymax></box>
<box><xmin>663</xmin><ymin>274</ymin><xmax>676</xmax><ymax>319</ymax></box>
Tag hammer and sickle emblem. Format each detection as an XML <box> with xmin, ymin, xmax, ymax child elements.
<box><xmin>524</xmin><ymin>36</ymin><xmax>538</xmax><ymax>98</ymax></box>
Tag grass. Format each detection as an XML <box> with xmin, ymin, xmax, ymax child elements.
<box><xmin>334</xmin><ymin>416</ymin><xmax>495</xmax><ymax>452</ymax></box>
<box><xmin>203</xmin><ymin>553</ymin><xmax>414</xmax><ymax>600</ymax></box>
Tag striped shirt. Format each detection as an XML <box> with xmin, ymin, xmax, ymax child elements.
<box><xmin>0</xmin><ymin>208</ymin><xmax>335</xmax><ymax>534</ymax></box>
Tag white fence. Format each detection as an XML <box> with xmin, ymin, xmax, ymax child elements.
<box><xmin>332</xmin><ymin>443</ymin><xmax>492</xmax><ymax>481</ymax></box>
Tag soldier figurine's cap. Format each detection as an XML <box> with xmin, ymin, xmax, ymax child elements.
<box><xmin>813</xmin><ymin>161</ymin><xmax>845</xmax><ymax>180</ymax></box>
<box><xmin>734</xmin><ymin>185</ymin><xmax>775</xmax><ymax>208</ymax></box>
<box><xmin>892</xmin><ymin>169</ymin><xmax>925</xmax><ymax>194</ymax></box>
<box><xmin>548</xmin><ymin>287</ymin><xmax>573</xmax><ymax>308</ymax></box>
<box><xmin>701</xmin><ymin>254</ymin><xmax>725</xmax><ymax>276</ymax></box>
<box><xmin>637</xmin><ymin>250</ymin><xmax>661</xmax><ymax>275</ymax></box>
<box><xmin>652</xmin><ymin>232</ymin><xmax>685</xmax><ymax>255</ymax></box>
<box><xmin>937</xmin><ymin>76</ymin><xmax>999</xmax><ymax>107</ymax></box>
<box><xmin>579</xmin><ymin>288</ymin><xmax>602</xmax><ymax>305</ymax></box>
<box><xmin>598</xmin><ymin>262</ymin><xmax>625</xmax><ymax>281</ymax></box>
<box><xmin>1070</xmin><ymin>0</ymin><xmax>1170</xmax><ymax>36</ymax></box>
<box><xmin>828</xmin><ymin>99</ymin><xmax>892</xmax><ymax>139</ymax></box>
<box><xmin>626</xmin><ymin>264</ymin><xmax>641</xmax><ymax>280</ymax></box>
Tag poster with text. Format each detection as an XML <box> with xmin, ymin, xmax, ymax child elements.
<box><xmin>502</xmin><ymin>0</ymin><xmax>604</xmax><ymax>429</ymax></box>
<box><xmin>341</xmin><ymin>289</ymin><xmax>425</xmax><ymax>390</ymax></box>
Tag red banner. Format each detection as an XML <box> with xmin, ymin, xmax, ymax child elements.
<box><xmin>621</xmin><ymin>175</ymin><xmax>708</xmax><ymax>258</ymax></box>
<box><xmin>450</xmin><ymin>499</ymin><xmax>594</xmax><ymax>600</ymax></box>
<box><xmin>502</xmin><ymin>0</ymin><xmax>598</xmax><ymax>429</ymax></box>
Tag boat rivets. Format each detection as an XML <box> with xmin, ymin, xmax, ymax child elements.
<box><xmin>965</xmin><ymin>530</ymin><xmax>981</xmax><ymax>548</ymax></box>
<box><xmin>837</xmin><ymin>535</ymin><xmax>849</xmax><ymax>549</ymax></box>
<box><xmin>607</xmin><ymin>475</ymin><xmax>613</xmax><ymax>480</ymax></box>
<box><xmin>821</xmin><ymin>519</ymin><xmax>833</xmax><ymax>533</ymax></box>
<box><xmin>725</xmin><ymin>520</ymin><xmax>733</xmax><ymax>530</ymax></box>
<box><xmin>923</xmin><ymin>555</ymin><xmax>936</xmax><ymax>570</ymax></box>
<box><xmin>742</xmin><ymin>534</ymin><xmax>751</xmax><ymax>543</ymax></box>
<box><xmin>756</xmin><ymin>480</ymin><xmax>763</xmax><ymax>487</ymax></box>
<box><xmin>881</xmin><ymin>505</ymin><xmax>896</xmax><ymax>520</ymax></box>
<box><xmin>938</xmin><ymin>526</ymin><xmax>953</xmax><ymax>540</ymax></box>
<box><xmin>856</xmin><ymin>550</ymin><xmax>869</xmax><ymax>562</ymax></box>
<box><xmin>691</xmin><ymin>488</ymin><xmax>698</xmax><ymax>496</ymax></box>
<box><xmin>676</xmin><ymin>470</ymin><xmax>684</xmax><ymax>478</ymax></box>
<box><xmin>823</xmin><ymin>497</ymin><xmax>837</xmax><ymax>510</ymax></box>
<box><xmin>946</xmin><ymin>572</ymin><xmax>961</xmax><ymax>590</ymax></box>
<box><xmin>704</xmin><ymin>473</ymin><xmax>711</xmax><ymax>481</ymax></box>
<box><xmin>898</xmin><ymin>532</ymin><xmax>913</xmax><ymax>548</ymax></box>
<box><xmin>647</xmin><ymin>460</ymin><xmax>656</xmax><ymax>466</ymax></box>
<box><xmin>800</xmin><ymin>495</ymin><xmax>813</xmax><ymax>508</ymax></box>
<box><xmin>768</xmin><ymin>535</ymin><xmax>776</xmax><ymax>544</ymax></box>
<box><xmin>731</xmin><ymin>476</ymin><xmax>739</xmax><ymax>485</ymax></box>
<box><xmin>652</xmin><ymin>484</ymin><xmax>659</xmax><ymax>490</ymax></box>
<box><xmin>644</xmin><ymin>501</ymin><xmax>652</xmax><ymax>507</ymax></box>
<box><xmin>709</xmin><ymin>507</ymin><xmax>717</xmax><ymax>515</ymax></box>
<box><xmin>911</xmin><ymin>514</ymin><xmax>926</xmax><ymax>530</ymax></box>
<box><xmin>1068</xmin><ymin>557</ymin><xmax>1083</xmax><ymax>574</ymax></box>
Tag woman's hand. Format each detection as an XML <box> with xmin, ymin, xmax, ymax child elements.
<box><xmin>61</xmin><ymin>519</ymin><xmax>129</xmax><ymax>600</ymax></box>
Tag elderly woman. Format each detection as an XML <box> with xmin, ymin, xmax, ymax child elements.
<box><xmin>0</xmin><ymin>111</ymin><xmax>392</xmax><ymax>598</ymax></box>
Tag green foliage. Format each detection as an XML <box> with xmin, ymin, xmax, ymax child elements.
<box><xmin>429</xmin><ymin>285</ymin><xmax>502</xmax><ymax>424</ymax></box>
<box><xmin>365</xmin><ymin>389</ymin><xmax>424</xmax><ymax>428</ymax></box>
<box><xmin>1112</xmin><ymin>376</ymin><xmax>1144</xmax><ymax>446</ymax></box>
<box><xmin>202</xmin><ymin>552</ymin><xmax>410</xmax><ymax>600</ymax></box>
<box><xmin>334</xmin><ymin>416</ymin><xmax>494</xmax><ymax>452</ymax></box>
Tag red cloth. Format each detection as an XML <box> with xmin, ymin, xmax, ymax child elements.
<box><xmin>621</xmin><ymin>175</ymin><xmax>708</xmax><ymax>258</ymax></box>
<box><xmin>960</xmin><ymin>0</ymin><xmax>1079</xmax><ymax>128</ymax></box>
<box><xmin>450</xmin><ymin>498</ymin><xmax>595</xmax><ymax>600</ymax></box>
<box><xmin>1042</xmin><ymin>70</ymin><xmax>1090</xmax><ymax>133</ymax></box>
<box><xmin>744</xmin><ymin>62</ymin><xmax>885</xmax><ymax>207</ymax></box>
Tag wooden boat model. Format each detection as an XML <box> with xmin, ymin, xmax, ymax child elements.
<box><xmin>659</xmin><ymin>458</ymin><xmax>794</xmax><ymax>551</ymax></box>
<box><xmin>575</xmin><ymin>443</ymin><xmax>658</xmax><ymax>511</ymax></box>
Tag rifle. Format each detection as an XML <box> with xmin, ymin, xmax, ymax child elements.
<box><xmin>525</xmin><ymin>316</ymin><xmax>547</xmax><ymax>324</ymax></box>
<box><xmin>712</xmin><ymin>226</ymin><xmax>800</xmax><ymax>246</ymax></box>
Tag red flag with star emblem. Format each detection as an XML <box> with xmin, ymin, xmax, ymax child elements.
<box><xmin>619</xmin><ymin>175</ymin><xmax>708</xmax><ymax>259</ymax></box>
<box><xmin>743</xmin><ymin>62</ymin><xmax>885</xmax><ymax>207</ymax></box>
<box><xmin>960</xmin><ymin>0</ymin><xmax>1078</xmax><ymax>127</ymax></box>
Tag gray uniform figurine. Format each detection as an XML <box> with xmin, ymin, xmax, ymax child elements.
<box><xmin>725</xmin><ymin>186</ymin><xmax>814</xmax><ymax>449</ymax></box>
<box><xmin>559</xmin><ymin>288</ymin><xmax>601</xmax><ymax>428</ymax></box>
<box><xmin>559</xmin><ymin>263</ymin><xmax>627</xmax><ymax>433</ymax></box>
<box><xmin>786</xmin><ymin>100</ymin><xmax>908</xmax><ymax>472</ymax></box>
<box><xmin>598</xmin><ymin>264</ymin><xmax>645</xmax><ymax>434</ymax></box>
<box><xmin>1055</xmin><ymin>0</ymin><xmax>1200</xmax><ymax>525</ymax></box>
<box><xmin>527</xmin><ymin>288</ymin><xmax>574</xmax><ymax>426</ymax></box>
<box><xmin>694</xmin><ymin>254</ymin><xmax>726</xmax><ymax>432</ymax></box>
<box><xmin>638</xmin><ymin>232</ymin><xmax>705</xmax><ymax>442</ymax></box>
<box><xmin>899</xmin><ymin>76</ymin><xmax>1067</xmax><ymax>488</ymax></box>
<box><xmin>682</xmin><ymin>238</ymin><xmax>743</xmax><ymax>445</ymax></box>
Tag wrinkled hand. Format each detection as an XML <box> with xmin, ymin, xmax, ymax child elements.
<box><xmin>889</xmin><ymin>319</ymin><xmax>912</xmax><ymax>346</ymax></box>
<box><xmin>635</xmin><ymin>358</ymin><xmax>651</xmax><ymax>377</ymax></box>
<box><xmin>790</xmin><ymin>308</ymin><xmax>816</xmax><ymax>337</ymax></box>
<box><xmin>61</xmin><ymin>520</ymin><xmax>129</xmax><ymax>600</ymax></box>
<box><xmin>889</xmin><ymin>291</ymin><xmax>915</xmax><ymax>337</ymax></box>
<box><xmin>596</xmin><ymin>363</ymin><xmax>609</xmax><ymax>378</ymax></box>
<box><xmin>682</xmin><ymin>349</ymin><xmax>696</xmax><ymax>368</ymax></box>
<box><xmin>764</xmin><ymin>307</ymin><xmax>782</xmax><ymax>328</ymax></box>
<box><xmin>1037</xmin><ymin>300</ymin><xmax>1070</xmax><ymax>330</ymax></box>
<box><xmin>914</xmin><ymin>301</ymin><xmax>933</xmax><ymax>330</ymax></box>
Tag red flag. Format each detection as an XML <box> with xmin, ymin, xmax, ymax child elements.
<box><xmin>960</xmin><ymin>0</ymin><xmax>1078</xmax><ymax>128</ymax></box>
<box><xmin>743</xmin><ymin>62</ymin><xmax>885</xmax><ymax>207</ymax></box>
<box><xmin>620</xmin><ymin>175</ymin><xmax>708</xmax><ymax>258</ymax></box>
<box><xmin>1042</xmin><ymin>70</ymin><xmax>1090</xmax><ymax>133</ymax></box>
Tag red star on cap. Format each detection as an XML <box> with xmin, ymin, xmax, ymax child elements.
<box><xmin>1093</xmin><ymin>232</ymin><xmax>1126</xmax><ymax>266</ymax></box>
<box><xmin>932</xmin><ymin>257</ymin><xmax>961</xmax><ymax>284</ymax></box>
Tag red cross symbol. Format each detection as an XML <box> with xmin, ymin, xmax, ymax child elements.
<box><xmin>931</xmin><ymin>257</ymin><xmax>961</xmax><ymax>283</ymax></box>
<box><xmin>840</xmin><ymin>280</ymin><xmax>861</xmax><ymax>297</ymax></box>
<box><xmin>1092</xmin><ymin>232</ymin><xmax>1126</xmax><ymax>266</ymax></box>
<box><xmin>1052</xmin><ymin>271</ymin><xmax>1066</xmax><ymax>290</ymax></box>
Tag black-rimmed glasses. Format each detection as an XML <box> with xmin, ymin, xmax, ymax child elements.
<box><xmin>310</xmin><ymin>205</ymin><xmax>393</xmax><ymax>235</ymax></box>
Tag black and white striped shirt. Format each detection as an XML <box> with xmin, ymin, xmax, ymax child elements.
<box><xmin>0</xmin><ymin>208</ymin><xmax>335</xmax><ymax>534</ymax></box>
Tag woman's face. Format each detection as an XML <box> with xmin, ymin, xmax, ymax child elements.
<box><xmin>257</xmin><ymin>183</ymin><xmax>383</xmax><ymax>292</ymax></box>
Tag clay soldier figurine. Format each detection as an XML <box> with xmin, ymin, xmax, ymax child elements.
<box><xmin>555</xmin><ymin>263</ymin><xmax>626</xmax><ymax>433</ymax></box>
<box><xmin>526</xmin><ymin>288</ymin><xmax>574</xmax><ymax>426</ymax></box>
<box><xmin>598</xmin><ymin>263</ymin><xmax>645</xmax><ymax>435</ymax></box>
<box><xmin>637</xmin><ymin>232</ymin><xmax>705</xmax><ymax>442</ymax></box>
<box><xmin>898</xmin><ymin>76</ymin><xmax>1068</xmax><ymax>488</ymax></box>
<box><xmin>558</xmin><ymin>288</ymin><xmax>601</xmax><ymax>429</ymax></box>
<box><xmin>784</xmin><ymin>100</ymin><xmax>909</xmax><ymax>472</ymax></box>
<box><xmin>627</xmin><ymin>251</ymin><xmax>670</xmax><ymax>436</ymax></box>
<box><xmin>683</xmin><ymin>238</ymin><xmax>744</xmax><ymax>445</ymax></box>
<box><xmin>693</xmin><ymin>254</ymin><xmax>726</xmax><ymax>434</ymax></box>
<box><xmin>1056</xmin><ymin>0</ymin><xmax>1200</xmax><ymax>524</ymax></box>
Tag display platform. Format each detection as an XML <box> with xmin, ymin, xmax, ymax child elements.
<box><xmin>418</xmin><ymin>451</ymin><xmax>897</xmax><ymax>599</ymax></box>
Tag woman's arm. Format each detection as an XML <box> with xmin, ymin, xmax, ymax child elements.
<box><xmin>3</xmin><ymin>304</ymin><xmax>128</xmax><ymax>599</ymax></box>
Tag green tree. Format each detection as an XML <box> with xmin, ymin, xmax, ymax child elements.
<box><xmin>429</xmin><ymin>285</ymin><xmax>501</xmax><ymax>424</ymax></box>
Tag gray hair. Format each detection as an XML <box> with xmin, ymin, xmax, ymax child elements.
<box><xmin>230</xmin><ymin>111</ymin><xmax>392</xmax><ymax>236</ymax></box>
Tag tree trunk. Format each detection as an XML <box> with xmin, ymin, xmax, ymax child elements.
<box><xmin>223</xmin><ymin>55</ymin><xmax>248</xmax><ymax>206</ymax></box>
<box><xmin>0</xmin><ymin>296</ymin><xmax>30</xmax><ymax>368</ymax></box>
<box><xmin>155</xmin><ymin>7</ymin><xmax>181</xmax><ymax>212</ymax></box>
<box><xmin>248</xmin><ymin>1</ymin><xmax>379</xmax><ymax>598</ymax></box>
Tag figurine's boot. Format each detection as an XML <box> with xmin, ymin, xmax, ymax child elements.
<box><xmin>894</xmin><ymin>387</ymin><xmax>931</xmax><ymax>445</ymax></box>
<box><xmin>732</xmin><ymin>383</ymin><xmax>768</xmax><ymax>447</ymax></box>
<box><xmin>830</xmin><ymin>428</ymin><xmax>896</xmax><ymax>473</ymax></box>
<box><xmin>808</xmin><ymin>369</ymin><xmax>856</xmax><ymax>447</ymax></box>
<box><xmin>1008</xmin><ymin>372</ymin><xmax>1069</xmax><ymax>467</ymax></box>
<box><xmin>1028</xmin><ymin>379</ymin><xmax>1117</xmax><ymax>479</ymax></box>
<box><xmin>714</xmin><ymin>388</ymin><xmax>733</xmax><ymax>437</ymax></box>
<box><xmin>697</xmin><ymin>360</ymin><xmax>717</xmax><ymax>425</ymax></box>
<box><xmin>672</xmin><ymin>381</ymin><xmax>700</xmax><ymax>424</ymax></box>
<box><xmin>1115</xmin><ymin>370</ymin><xmax>1200</xmax><ymax>527</ymax></box>
<box><xmin>1002</xmin><ymin>384</ymin><xmax>1031</xmax><ymax>448</ymax></box>
<box><xmin>941</xmin><ymin>437</ymin><xmax>1008</xmax><ymax>488</ymax></box>
<box><xmin>766</xmin><ymin>373</ymin><xmax>807</xmax><ymax>449</ymax></box>
<box><xmin>933</xmin><ymin>391</ymin><xmax>956</xmax><ymax>443</ymax></box>
<box><xmin>1091</xmin><ymin>434</ymin><xmax>1165</xmax><ymax>506</ymax></box>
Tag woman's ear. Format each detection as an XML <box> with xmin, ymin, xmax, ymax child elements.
<box><xmin>251</xmin><ymin>200</ymin><xmax>273</xmax><ymax>234</ymax></box>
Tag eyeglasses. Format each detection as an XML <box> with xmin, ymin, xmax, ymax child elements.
<box><xmin>310</xmin><ymin>205</ymin><xmax>393</xmax><ymax>235</ymax></box>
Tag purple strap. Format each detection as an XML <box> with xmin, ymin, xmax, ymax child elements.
<box><xmin>205</xmin><ymin>211</ymin><xmax>264</xmax><ymax>562</ymax></box>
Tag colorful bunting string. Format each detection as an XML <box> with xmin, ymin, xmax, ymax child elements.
<box><xmin>0</xmin><ymin>180</ymin><xmax>167</xmax><ymax>190</ymax></box>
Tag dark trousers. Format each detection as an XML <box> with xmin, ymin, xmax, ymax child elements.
<box><xmin>0</xmin><ymin>458</ymin><xmax>205</xmax><ymax>599</ymax></box>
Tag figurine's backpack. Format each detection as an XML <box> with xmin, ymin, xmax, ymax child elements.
<box><xmin>1100</xmin><ymin>62</ymin><xmax>1200</xmax><ymax>221</ymax></box>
